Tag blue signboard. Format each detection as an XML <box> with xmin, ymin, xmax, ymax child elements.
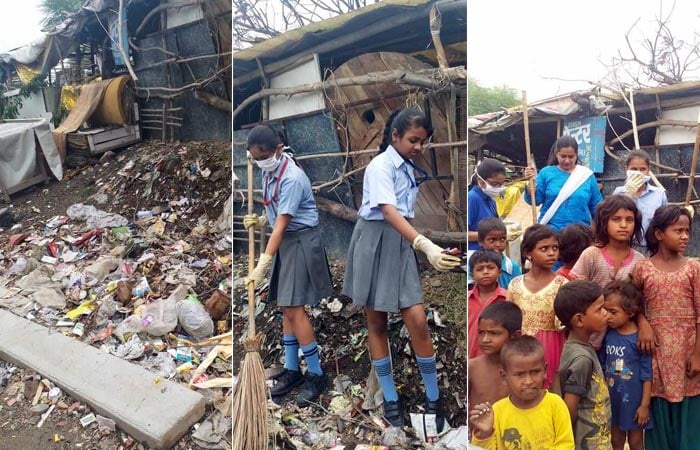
<box><xmin>563</xmin><ymin>116</ymin><xmax>606</xmax><ymax>173</ymax></box>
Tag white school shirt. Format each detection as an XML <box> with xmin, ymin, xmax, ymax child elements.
<box><xmin>358</xmin><ymin>145</ymin><xmax>419</xmax><ymax>220</ymax></box>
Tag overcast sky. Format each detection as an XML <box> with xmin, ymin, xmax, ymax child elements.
<box><xmin>0</xmin><ymin>1</ymin><xmax>45</xmax><ymax>53</ymax></box>
<box><xmin>469</xmin><ymin>0</ymin><xmax>700</xmax><ymax>101</ymax></box>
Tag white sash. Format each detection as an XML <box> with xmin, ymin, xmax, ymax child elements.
<box><xmin>540</xmin><ymin>165</ymin><xmax>594</xmax><ymax>225</ymax></box>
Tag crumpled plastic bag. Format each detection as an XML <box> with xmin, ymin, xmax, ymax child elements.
<box><xmin>66</xmin><ymin>203</ymin><xmax>128</xmax><ymax>229</ymax></box>
<box><xmin>176</xmin><ymin>295</ymin><xmax>214</xmax><ymax>340</ymax></box>
<box><xmin>113</xmin><ymin>335</ymin><xmax>145</xmax><ymax>360</ymax></box>
<box><xmin>84</xmin><ymin>256</ymin><xmax>119</xmax><ymax>281</ymax></box>
<box><xmin>113</xmin><ymin>315</ymin><xmax>144</xmax><ymax>342</ymax></box>
<box><xmin>140</xmin><ymin>285</ymin><xmax>188</xmax><ymax>336</ymax></box>
<box><xmin>143</xmin><ymin>352</ymin><xmax>177</xmax><ymax>378</ymax></box>
<box><xmin>17</xmin><ymin>268</ymin><xmax>59</xmax><ymax>294</ymax></box>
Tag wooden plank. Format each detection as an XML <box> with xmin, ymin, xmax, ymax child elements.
<box><xmin>92</xmin><ymin>135</ymin><xmax>141</xmax><ymax>153</ymax></box>
<box><xmin>91</xmin><ymin>127</ymin><xmax>136</xmax><ymax>145</ymax></box>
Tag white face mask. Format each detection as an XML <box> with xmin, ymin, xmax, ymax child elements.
<box><xmin>255</xmin><ymin>154</ymin><xmax>281</xmax><ymax>172</ymax></box>
<box><xmin>478</xmin><ymin>174</ymin><xmax>505</xmax><ymax>198</ymax></box>
<box><xmin>626</xmin><ymin>170</ymin><xmax>651</xmax><ymax>185</ymax></box>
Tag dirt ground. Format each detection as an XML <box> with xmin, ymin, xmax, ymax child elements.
<box><xmin>0</xmin><ymin>140</ymin><xmax>232</xmax><ymax>450</ymax></box>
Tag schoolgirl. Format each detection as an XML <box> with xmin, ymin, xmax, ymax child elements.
<box><xmin>244</xmin><ymin>125</ymin><xmax>333</xmax><ymax>407</ymax></box>
<box><xmin>342</xmin><ymin>109</ymin><xmax>460</xmax><ymax>429</ymax></box>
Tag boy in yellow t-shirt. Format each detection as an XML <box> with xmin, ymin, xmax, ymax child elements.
<box><xmin>469</xmin><ymin>335</ymin><xmax>574</xmax><ymax>449</ymax></box>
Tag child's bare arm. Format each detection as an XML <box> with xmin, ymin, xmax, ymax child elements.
<box><xmin>635</xmin><ymin>381</ymin><xmax>652</xmax><ymax>427</ymax></box>
<box><xmin>563</xmin><ymin>392</ymin><xmax>580</xmax><ymax>424</ymax></box>
<box><xmin>469</xmin><ymin>402</ymin><xmax>494</xmax><ymax>439</ymax></box>
<box><xmin>636</xmin><ymin>313</ymin><xmax>657</xmax><ymax>355</ymax></box>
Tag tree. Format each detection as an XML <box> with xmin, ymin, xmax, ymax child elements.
<box><xmin>233</xmin><ymin>0</ymin><xmax>380</xmax><ymax>50</ymax></box>
<box><xmin>467</xmin><ymin>77</ymin><xmax>520</xmax><ymax>116</ymax></box>
<box><xmin>604</xmin><ymin>2</ymin><xmax>700</xmax><ymax>88</ymax></box>
<box><xmin>39</xmin><ymin>0</ymin><xmax>83</xmax><ymax>28</ymax></box>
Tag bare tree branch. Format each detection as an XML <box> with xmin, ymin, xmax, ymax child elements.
<box><xmin>233</xmin><ymin>0</ymin><xmax>380</xmax><ymax>50</ymax></box>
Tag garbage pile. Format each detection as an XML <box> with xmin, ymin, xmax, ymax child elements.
<box><xmin>0</xmin><ymin>141</ymin><xmax>233</xmax><ymax>448</ymax></box>
<box><xmin>233</xmin><ymin>257</ymin><xmax>470</xmax><ymax>449</ymax></box>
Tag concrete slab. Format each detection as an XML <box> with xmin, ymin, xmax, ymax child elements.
<box><xmin>0</xmin><ymin>309</ymin><xmax>206</xmax><ymax>449</ymax></box>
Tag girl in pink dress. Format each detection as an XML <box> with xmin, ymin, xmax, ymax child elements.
<box><xmin>571</xmin><ymin>194</ymin><xmax>654</xmax><ymax>350</ymax></box>
<box><xmin>631</xmin><ymin>205</ymin><xmax>700</xmax><ymax>449</ymax></box>
<box><xmin>507</xmin><ymin>224</ymin><xmax>567</xmax><ymax>389</ymax></box>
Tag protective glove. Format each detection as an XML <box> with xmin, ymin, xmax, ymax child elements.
<box><xmin>412</xmin><ymin>235</ymin><xmax>461</xmax><ymax>271</ymax></box>
<box><xmin>243</xmin><ymin>214</ymin><xmax>268</xmax><ymax>229</ymax></box>
<box><xmin>244</xmin><ymin>253</ymin><xmax>274</xmax><ymax>288</ymax></box>
<box><xmin>685</xmin><ymin>205</ymin><xmax>695</xmax><ymax>219</ymax></box>
<box><xmin>506</xmin><ymin>224</ymin><xmax>522</xmax><ymax>242</ymax></box>
<box><xmin>624</xmin><ymin>172</ymin><xmax>647</xmax><ymax>197</ymax></box>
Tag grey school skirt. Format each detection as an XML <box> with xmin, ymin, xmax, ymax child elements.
<box><xmin>342</xmin><ymin>218</ymin><xmax>423</xmax><ymax>313</ymax></box>
<box><xmin>268</xmin><ymin>227</ymin><xmax>333</xmax><ymax>307</ymax></box>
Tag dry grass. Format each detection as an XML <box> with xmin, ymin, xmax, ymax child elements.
<box><xmin>422</xmin><ymin>271</ymin><xmax>468</xmax><ymax>353</ymax></box>
<box><xmin>232</xmin><ymin>334</ymin><xmax>269</xmax><ymax>450</ymax></box>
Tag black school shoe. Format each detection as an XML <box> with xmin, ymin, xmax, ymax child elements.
<box><xmin>425</xmin><ymin>395</ymin><xmax>445</xmax><ymax>432</ymax></box>
<box><xmin>383</xmin><ymin>397</ymin><xmax>405</xmax><ymax>427</ymax></box>
<box><xmin>270</xmin><ymin>369</ymin><xmax>304</xmax><ymax>397</ymax></box>
<box><xmin>296</xmin><ymin>372</ymin><xmax>328</xmax><ymax>407</ymax></box>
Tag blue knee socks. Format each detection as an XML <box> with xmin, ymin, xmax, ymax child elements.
<box><xmin>283</xmin><ymin>334</ymin><xmax>299</xmax><ymax>371</ymax></box>
<box><xmin>416</xmin><ymin>354</ymin><xmax>439</xmax><ymax>401</ymax></box>
<box><xmin>373</xmin><ymin>356</ymin><xmax>399</xmax><ymax>402</ymax></box>
<box><xmin>300</xmin><ymin>342</ymin><xmax>323</xmax><ymax>376</ymax></box>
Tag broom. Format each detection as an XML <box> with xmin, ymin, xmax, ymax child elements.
<box><xmin>232</xmin><ymin>157</ymin><xmax>269</xmax><ymax>450</ymax></box>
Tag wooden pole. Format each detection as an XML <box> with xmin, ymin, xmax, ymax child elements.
<box><xmin>628</xmin><ymin>88</ymin><xmax>641</xmax><ymax>150</ymax></box>
<box><xmin>522</xmin><ymin>91</ymin><xmax>537</xmax><ymax>224</ymax></box>
<box><xmin>429</xmin><ymin>5</ymin><xmax>449</xmax><ymax>69</ymax></box>
<box><xmin>247</xmin><ymin>159</ymin><xmax>256</xmax><ymax>336</ymax></box>
<box><xmin>684</xmin><ymin>111</ymin><xmax>700</xmax><ymax>206</ymax></box>
<box><xmin>446</xmin><ymin>87</ymin><xmax>460</xmax><ymax>231</ymax></box>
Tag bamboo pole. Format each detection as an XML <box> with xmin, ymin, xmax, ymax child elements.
<box><xmin>522</xmin><ymin>91</ymin><xmax>537</xmax><ymax>224</ymax></box>
<box><xmin>232</xmin><ymin>158</ymin><xmax>268</xmax><ymax>450</ymax></box>
<box><xmin>247</xmin><ymin>161</ymin><xmax>256</xmax><ymax>336</ymax></box>
<box><xmin>429</xmin><ymin>5</ymin><xmax>449</xmax><ymax>69</ymax></box>
<box><xmin>685</xmin><ymin>111</ymin><xmax>700</xmax><ymax>206</ymax></box>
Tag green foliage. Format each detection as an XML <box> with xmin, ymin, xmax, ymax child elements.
<box><xmin>0</xmin><ymin>75</ymin><xmax>48</xmax><ymax>120</ymax></box>
<box><xmin>39</xmin><ymin>0</ymin><xmax>83</xmax><ymax>28</ymax></box>
<box><xmin>52</xmin><ymin>103</ymin><xmax>68</xmax><ymax>128</ymax></box>
<box><xmin>468</xmin><ymin>77</ymin><xmax>521</xmax><ymax>116</ymax></box>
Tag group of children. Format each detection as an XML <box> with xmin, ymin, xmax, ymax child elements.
<box><xmin>468</xmin><ymin>150</ymin><xmax>700</xmax><ymax>449</ymax></box>
<box><xmin>244</xmin><ymin>109</ymin><xmax>460</xmax><ymax>430</ymax></box>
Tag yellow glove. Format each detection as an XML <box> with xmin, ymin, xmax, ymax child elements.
<box><xmin>624</xmin><ymin>172</ymin><xmax>646</xmax><ymax>197</ymax></box>
<box><xmin>685</xmin><ymin>205</ymin><xmax>695</xmax><ymax>219</ymax></box>
<box><xmin>412</xmin><ymin>235</ymin><xmax>461</xmax><ymax>271</ymax></box>
<box><xmin>244</xmin><ymin>253</ymin><xmax>274</xmax><ymax>288</ymax></box>
<box><xmin>243</xmin><ymin>214</ymin><xmax>267</xmax><ymax>229</ymax></box>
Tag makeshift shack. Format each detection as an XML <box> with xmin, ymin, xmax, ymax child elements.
<box><xmin>468</xmin><ymin>81</ymin><xmax>700</xmax><ymax>256</ymax></box>
<box><xmin>0</xmin><ymin>0</ymin><xmax>232</xmax><ymax>148</ymax></box>
<box><xmin>233</xmin><ymin>0</ymin><xmax>467</xmax><ymax>258</ymax></box>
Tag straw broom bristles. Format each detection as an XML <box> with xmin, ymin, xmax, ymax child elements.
<box><xmin>232</xmin><ymin>332</ymin><xmax>269</xmax><ymax>450</ymax></box>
